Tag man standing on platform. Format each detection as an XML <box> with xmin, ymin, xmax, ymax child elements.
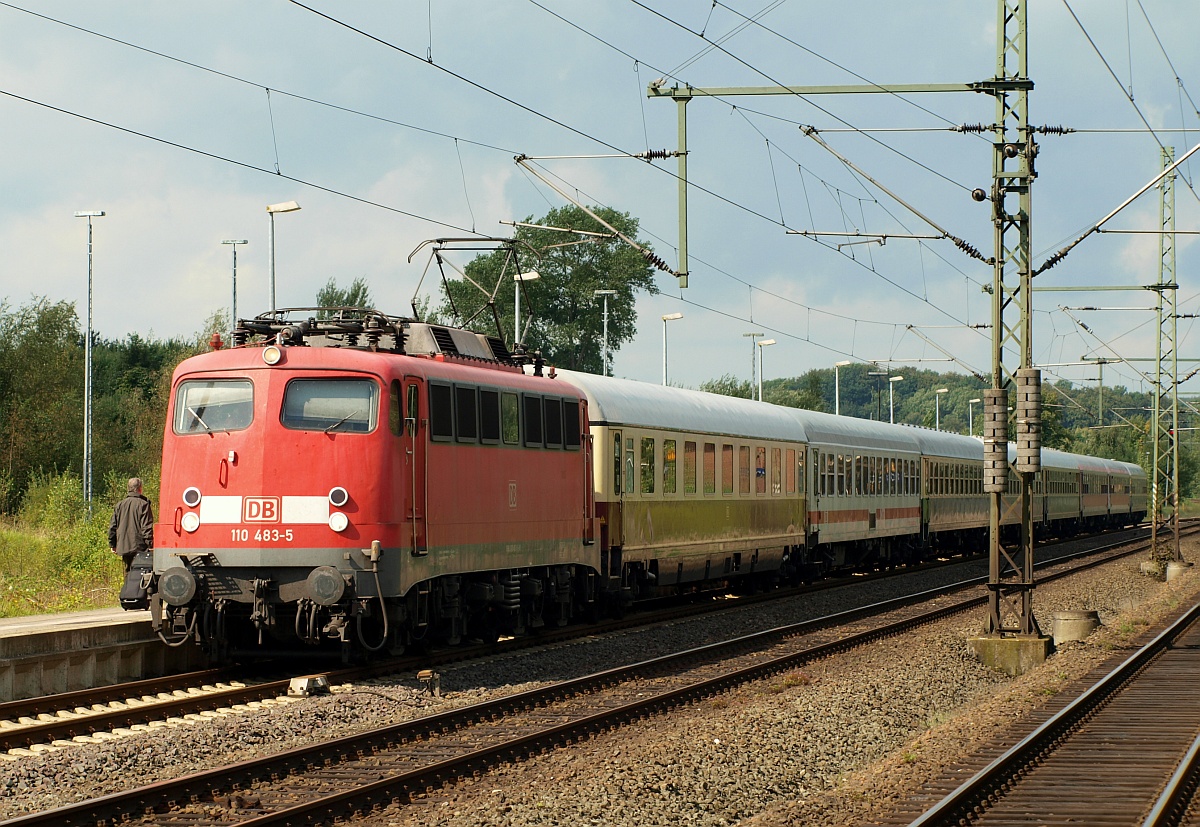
<box><xmin>108</xmin><ymin>477</ymin><xmax>153</xmax><ymax>572</ymax></box>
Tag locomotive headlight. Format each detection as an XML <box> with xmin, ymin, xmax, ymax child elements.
<box><xmin>181</xmin><ymin>512</ymin><xmax>201</xmax><ymax>533</ymax></box>
<box><xmin>328</xmin><ymin>512</ymin><xmax>349</xmax><ymax>532</ymax></box>
<box><xmin>262</xmin><ymin>345</ymin><xmax>283</xmax><ymax>366</ymax></box>
<box><xmin>182</xmin><ymin>487</ymin><xmax>202</xmax><ymax>507</ymax></box>
<box><xmin>328</xmin><ymin>486</ymin><xmax>349</xmax><ymax>508</ymax></box>
<box><xmin>159</xmin><ymin>567</ymin><xmax>197</xmax><ymax>606</ymax></box>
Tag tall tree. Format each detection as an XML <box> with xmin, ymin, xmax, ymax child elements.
<box><xmin>316</xmin><ymin>277</ymin><xmax>374</xmax><ymax>318</ymax></box>
<box><xmin>436</xmin><ymin>205</ymin><xmax>659</xmax><ymax>374</ymax></box>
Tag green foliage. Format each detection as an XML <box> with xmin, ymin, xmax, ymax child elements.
<box><xmin>316</xmin><ymin>277</ymin><xmax>374</xmax><ymax>318</ymax></box>
<box><xmin>436</xmin><ymin>205</ymin><xmax>659</xmax><ymax>374</ymax></box>
<box><xmin>699</xmin><ymin>374</ymin><xmax>753</xmax><ymax>399</ymax></box>
<box><xmin>765</xmin><ymin>370</ymin><xmax>826</xmax><ymax>411</ymax></box>
<box><xmin>0</xmin><ymin>296</ymin><xmax>194</xmax><ymax>518</ymax></box>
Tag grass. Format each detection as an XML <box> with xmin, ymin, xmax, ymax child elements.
<box><xmin>0</xmin><ymin>469</ymin><xmax>149</xmax><ymax>617</ymax></box>
<box><xmin>0</xmin><ymin>523</ymin><xmax>124</xmax><ymax>617</ymax></box>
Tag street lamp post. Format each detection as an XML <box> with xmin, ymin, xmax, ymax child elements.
<box><xmin>661</xmin><ymin>312</ymin><xmax>683</xmax><ymax>385</ymax></box>
<box><xmin>74</xmin><ymin>210</ymin><xmax>104</xmax><ymax>510</ymax></box>
<box><xmin>889</xmin><ymin>375</ymin><xmax>904</xmax><ymax>424</ymax></box>
<box><xmin>969</xmin><ymin>397</ymin><xmax>982</xmax><ymax>436</ymax></box>
<box><xmin>834</xmin><ymin>360</ymin><xmax>852</xmax><ymax>416</ymax></box>
<box><xmin>222</xmin><ymin>239</ymin><xmax>248</xmax><ymax>334</ymax></box>
<box><xmin>935</xmin><ymin>388</ymin><xmax>949</xmax><ymax>431</ymax></box>
<box><xmin>513</xmin><ymin>270</ymin><xmax>540</xmax><ymax>346</ymax></box>
<box><xmin>757</xmin><ymin>339</ymin><xmax>776</xmax><ymax>401</ymax></box>
<box><xmin>594</xmin><ymin>289</ymin><xmax>617</xmax><ymax>376</ymax></box>
<box><xmin>266</xmin><ymin>201</ymin><xmax>301</xmax><ymax>312</ymax></box>
<box><xmin>743</xmin><ymin>332</ymin><xmax>763</xmax><ymax>391</ymax></box>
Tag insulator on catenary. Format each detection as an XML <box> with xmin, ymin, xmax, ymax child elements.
<box><xmin>954</xmin><ymin>123</ymin><xmax>989</xmax><ymax>133</ymax></box>
<box><xmin>952</xmin><ymin>237</ymin><xmax>987</xmax><ymax>262</ymax></box>
<box><xmin>641</xmin><ymin>249</ymin><xmax>674</xmax><ymax>273</ymax></box>
<box><xmin>637</xmin><ymin>149</ymin><xmax>677</xmax><ymax>160</ymax></box>
<box><xmin>1036</xmin><ymin>125</ymin><xmax>1073</xmax><ymax>135</ymax></box>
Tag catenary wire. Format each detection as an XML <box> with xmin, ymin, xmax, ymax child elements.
<box><xmin>0</xmin><ymin>87</ymin><xmax>479</xmax><ymax>235</ymax></box>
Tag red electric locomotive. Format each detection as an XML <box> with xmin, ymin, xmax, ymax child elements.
<box><xmin>146</xmin><ymin>309</ymin><xmax>599</xmax><ymax>658</ymax></box>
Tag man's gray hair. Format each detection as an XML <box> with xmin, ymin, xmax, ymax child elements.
<box><xmin>127</xmin><ymin>478</ymin><xmax>143</xmax><ymax>495</ymax></box>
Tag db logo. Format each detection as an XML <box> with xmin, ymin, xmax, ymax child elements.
<box><xmin>243</xmin><ymin>497</ymin><xmax>280</xmax><ymax>522</ymax></box>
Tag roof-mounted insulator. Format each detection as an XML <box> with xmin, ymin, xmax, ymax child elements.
<box><xmin>365</xmin><ymin>317</ymin><xmax>382</xmax><ymax>351</ymax></box>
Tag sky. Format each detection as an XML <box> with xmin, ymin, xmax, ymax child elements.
<box><xmin>2</xmin><ymin>1</ymin><xmax>1199</xmax><ymax>400</ymax></box>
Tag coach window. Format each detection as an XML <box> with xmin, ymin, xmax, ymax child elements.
<box><xmin>501</xmin><ymin>392</ymin><xmax>520</xmax><ymax>445</ymax></box>
<box><xmin>853</xmin><ymin>456</ymin><xmax>863</xmax><ymax>495</ymax></box>
<box><xmin>739</xmin><ymin>446</ymin><xmax>751</xmax><ymax>494</ymax></box>
<box><xmin>722</xmin><ymin>444</ymin><xmax>734</xmax><ymax>495</ymax></box>
<box><xmin>563</xmin><ymin>400</ymin><xmax>581</xmax><ymax>450</ymax></box>
<box><xmin>389</xmin><ymin>380</ymin><xmax>403</xmax><ymax>436</ymax></box>
<box><xmin>480</xmin><ymin>389</ymin><xmax>500</xmax><ymax>444</ymax></box>
<box><xmin>684</xmin><ymin>441</ymin><xmax>697</xmax><ymax>494</ymax></box>
<box><xmin>544</xmin><ymin>397</ymin><xmax>563</xmax><ymax>448</ymax></box>
<box><xmin>772</xmin><ymin>448</ymin><xmax>782</xmax><ymax>495</ymax></box>
<box><xmin>174</xmin><ymin>378</ymin><xmax>254</xmax><ymax>434</ymax></box>
<box><xmin>756</xmin><ymin>446</ymin><xmax>768</xmax><ymax>494</ymax></box>
<box><xmin>641</xmin><ymin>437</ymin><xmax>656</xmax><ymax>494</ymax></box>
<box><xmin>455</xmin><ymin>385</ymin><xmax>478</xmax><ymax>442</ymax></box>
<box><xmin>837</xmin><ymin>454</ymin><xmax>846</xmax><ymax>496</ymax></box>
<box><xmin>523</xmin><ymin>395</ymin><xmax>543</xmax><ymax>447</ymax></box>
<box><xmin>786</xmin><ymin>448</ymin><xmax>796</xmax><ymax>495</ymax></box>
<box><xmin>825</xmin><ymin>452</ymin><xmax>835</xmax><ymax>497</ymax></box>
<box><xmin>663</xmin><ymin>439</ymin><xmax>677</xmax><ymax>494</ymax></box>
<box><xmin>283</xmin><ymin>378</ymin><xmax>379</xmax><ymax>434</ymax></box>
<box><xmin>797</xmin><ymin>450</ymin><xmax>806</xmax><ymax>495</ymax></box>
<box><xmin>613</xmin><ymin>432</ymin><xmax>622</xmax><ymax>494</ymax></box>
<box><xmin>703</xmin><ymin>443</ymin><xmax>717</xmax><ymax>495</ymax></box>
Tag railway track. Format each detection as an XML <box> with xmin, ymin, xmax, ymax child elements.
<box><xmin>0</xmin><ymin>526</ymin><xmax>1176</xmax><ymax>827</ymax></box>
<box><xmin>0</xmin><ymin>525</ymin><xmax>1154</xmax><ymax>756</ymax></box>
<box><xmin>904</xmin><ymin>596</ymin><xmax>1200</xmax><ymax>827</ymax></box>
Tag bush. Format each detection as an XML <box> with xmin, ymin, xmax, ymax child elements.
<box><xmin>0</xmin><ymin>467</ymin><xmax>161</xmax><ymax>615</ymax></box>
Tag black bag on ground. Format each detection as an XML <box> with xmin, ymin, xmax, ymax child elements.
<box><xmin>120</xmin><ymin>550</ymin><xmax>154</xmax><ymax>610</ymax></box>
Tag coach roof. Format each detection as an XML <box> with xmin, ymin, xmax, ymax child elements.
<box><xmin>551</xmin><ymin>369</ymin><xmax>808</xmax><ymax>443</ymax></box>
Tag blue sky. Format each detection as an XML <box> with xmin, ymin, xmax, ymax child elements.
<box><xmin>1</xmin><ymin>1</ymin><xmax>1197</xmax><ymax>395</ymax></box>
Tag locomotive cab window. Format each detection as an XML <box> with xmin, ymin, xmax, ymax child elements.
<box><xmin>388</xmin><ymin>380</ymin><xmax>403</xmax><ymax>436</ymax></box>
<box><xmin>174</xmin><ymin>378</ymin><xmax>254</xmax><ymax>434</ymax></box>
<box><xmin>281</xmin><ymin>378</ymin><xmax>377</xmax><ymax>434</ymax></box>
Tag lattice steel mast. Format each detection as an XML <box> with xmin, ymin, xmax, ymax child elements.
<box><xmin>982</xmin><ymin>0</ymin><xmax>1040</xmax><ymax>637</ymax></box>
<box><xmin>1152</xmin><ymin>146</ymin><xmax>1181</xmax><ymax>562</ymax></box>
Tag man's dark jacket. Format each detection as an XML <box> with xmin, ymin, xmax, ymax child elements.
<box><xmin>109</xmin><ymin>494</ymin><xmax>154</xmax><ymax>556</ymax></box>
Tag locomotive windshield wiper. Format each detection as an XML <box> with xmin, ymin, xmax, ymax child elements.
<box><xmin>324</xmin><ymin>409</ymin><xmax>362</xmax><ymax>433</ymax></box>
<box><xmin>186</xmin><ymin>407</ymin><xmax>213</xmax><ymax>434</ymax></box>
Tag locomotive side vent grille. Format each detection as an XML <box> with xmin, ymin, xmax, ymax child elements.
<box><xmin>431</xmin><ymin>326</ymin><xmax>459</xmax><ymax>356</ymax></box>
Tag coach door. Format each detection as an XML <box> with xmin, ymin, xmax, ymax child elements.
<box><xmin>403</xmin><ymin>377</ymin><xmax>428</xmax><ymax>555</ymax></box>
